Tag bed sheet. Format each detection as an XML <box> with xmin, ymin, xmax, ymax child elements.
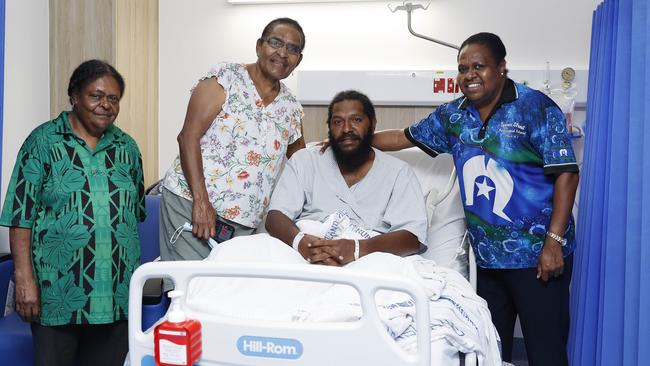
<box><xmin>186</xmin><ymin>234</ymin><xmax>501</xmax><ymax>366</ymax></box>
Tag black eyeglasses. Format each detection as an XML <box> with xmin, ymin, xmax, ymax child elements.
<box><xmin>262</xmin><ymin>37</ymin><xmax>302</xmax><ymax>56</ymax></box>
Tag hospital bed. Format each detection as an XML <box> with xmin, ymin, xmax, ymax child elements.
<box><xmin>0</xmin><ymin>147</ymin><xmax>489</xmax><ymax>364</ymax></box>
<box><xmin>127</xmin><ymin>148</ymin><xmax>496</xmax><ymax>366</ymax></box>
<box><xmin>128</xmin><ymin>260</ymin><xmax>480</xmax><ymax>366</ymax></box>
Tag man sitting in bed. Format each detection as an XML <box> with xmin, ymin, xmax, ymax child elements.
<box><xmin>265</xmin><ymin>90</ymin><xmax>428</xmax><ymax>266</ymax></box>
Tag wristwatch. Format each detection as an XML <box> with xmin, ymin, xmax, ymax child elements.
<box><xmin>546</xmin><ymin>231</ymin><xmax>567</xmax><ymax>247</ymax></box>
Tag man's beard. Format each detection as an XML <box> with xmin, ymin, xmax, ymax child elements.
<box><xmin>328</xmin><ymin>127</ymin><xmax>374</xmax><ymax>170</ymax></box>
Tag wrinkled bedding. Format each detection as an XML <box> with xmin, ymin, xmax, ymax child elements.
<box><xmin>187</xmin><ymin>234</ymin><xmax>501</xmax><ymax>365</ymax></box>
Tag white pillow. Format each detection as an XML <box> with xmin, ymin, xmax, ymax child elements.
<box><xmin>386</xmin><ymin>149</ymin><xmax>469</xmax><ymax>279</ymax></box>
<box><xmin>423</xmin><ymin>182</ymin><xmax>469</xmax><ymax>278</ymax></box>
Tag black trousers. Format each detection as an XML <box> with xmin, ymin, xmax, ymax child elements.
<box><xmin>31</xmin><ymin>320</ymin><xmax>128</xmax><ymax>366</ymax></box>
<box><xmin>477</xmin><ymin>255</ymin><xmax>573</xmax><ymax>366</ymax></box>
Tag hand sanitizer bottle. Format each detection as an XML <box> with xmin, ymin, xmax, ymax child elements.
<box><xmin>154</xmin><ymin>290</ymin><xmax>202</xmax><ymax>366</ymax></box>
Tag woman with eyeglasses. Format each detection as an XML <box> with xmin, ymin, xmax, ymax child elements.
<box><xmin>159</xmin><ymin>18</ymin><xmax>306</xmax><ymax>266</ymax></box>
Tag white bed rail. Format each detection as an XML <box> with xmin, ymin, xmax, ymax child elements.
<box><xmin>129</xmin><ymin>261</ymin><xmax>437</xmax><ymax>366</ymax></box>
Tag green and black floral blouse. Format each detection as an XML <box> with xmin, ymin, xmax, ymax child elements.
<box><xmin>0</xmin><ymin>111</ymin><xmax>146</xmax><ymax>326</ymax></box>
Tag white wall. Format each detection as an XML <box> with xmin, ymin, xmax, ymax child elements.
<box><xmin>159</xmin><ymin>0</ymin><xmax>598</xmax><ymax>175</ymax></box>
<box><xmin>0</xmin><ymin>1</ymin><xmax>50</xmax><ymax>253</ymax></box>
<box><xmin>0</xmin><ymin>0</ymin><xmax>595</xmax><ymax>252</ymax></box>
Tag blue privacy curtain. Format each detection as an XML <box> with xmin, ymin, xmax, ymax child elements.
<box><xmin>569</xmin><ymin>0</ymin><xmax>650</xmax><ymax>365</ymax></box>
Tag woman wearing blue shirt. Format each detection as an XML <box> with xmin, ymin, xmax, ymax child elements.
<box><xmin>373</xmin><ymin>33</ymin><xmax>579</xmax><ymax>366</ymax></box>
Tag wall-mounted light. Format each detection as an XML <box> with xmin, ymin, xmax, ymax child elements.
<box><xmin>227</xmin><ymin>0</ymin><xmax>381</xmax><ymax>4</ymax></box>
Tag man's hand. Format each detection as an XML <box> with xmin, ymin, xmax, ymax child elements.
<box><xmin>536</xmin><ymin>238</ymin><xmax>564</xmax><ymax>281</ymax></box>
<box><xmin>14</xmin><ymin>274</ymin><xmax>40</xmax><ymax>322</ymax></box>
<box><xmin>306</xmin><ymin>238</ymin><xmax>355</xmax><ymax>266</ymax></box>
<box><xmin>298</xmin><ymin>234</ymin><xmax>339</xmax><ymax>266</ymax></box>
<box><xmin>191</xmin><ymin>198</ymin><xmax>217</xmax><ymax>240</ymax></box>
<box><xmin>297</xmin><ymin>235</ymin><xmax>345</xmax><ymax>266</ymax></box>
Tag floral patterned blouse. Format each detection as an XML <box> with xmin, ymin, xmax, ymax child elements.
<box><xmin>162</xmin><ymin>63</ymin><xmax>303</xmax><ymax>228</ymax></box>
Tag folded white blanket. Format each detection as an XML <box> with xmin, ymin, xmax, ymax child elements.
<box><xmin>186</xmin><ymin>218</ymin><xmax>501</xmax><ymax>366</ymax></box>
<box><xmin>296</xmin><ymin>211</ymin><xmax>379</xmax><ymax>240</ymax></box>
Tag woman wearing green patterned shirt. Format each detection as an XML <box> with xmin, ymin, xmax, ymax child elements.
<box><xmin>0</xmin><ymin>60</ymin><xmax>146</xmax><ymax>366</ymax></box>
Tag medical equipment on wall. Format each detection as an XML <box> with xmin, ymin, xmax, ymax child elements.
<box><xmin>388</xmin><ymin>1</ymin><xmax>459</xmax><ymax>51</ymax></box>
<box><xmin>543</xmin><ymin>63</ymin><xmax>582</xmax><ymax>136</ymax></box>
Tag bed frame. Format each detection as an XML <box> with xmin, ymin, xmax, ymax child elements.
<box><xmin>128</xmin><ymin>261</ymin><xmax>477</xmax><ymax>366</ymax></box>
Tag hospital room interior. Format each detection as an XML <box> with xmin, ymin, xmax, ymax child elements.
<box><xmin>0</xmin><ymin>0</ymin><xmax>648</xmax><ymax>365</ymax></box>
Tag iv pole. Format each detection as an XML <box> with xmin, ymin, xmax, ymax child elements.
<box><xmin>389</xmin><ymin>1</ymin><xmax>459</xmax><ymax>51</ymax></box>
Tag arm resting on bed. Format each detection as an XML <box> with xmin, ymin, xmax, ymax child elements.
<box><xmin>358</xmin><ymin>230</ymin><xmax>420</xmax><ymax>257</ymax></box>
<box><xmin>265</xmin><ymin>210</ymin><xmax>338</xmax><ymax>265</ymax></box>
<box><xmin>301</xmin><ymin>230</ymin><xmax>420</xmax><ymax>265</ymax></box>
<box><xmin>267</xmin><ymin>208</ymin><xmax>420</xmax><ymax>265</ymax></box>
<box><xmin>266</xmin><ymin>209</ymin><xmax>301</xmax><ymax>246</ymax></box>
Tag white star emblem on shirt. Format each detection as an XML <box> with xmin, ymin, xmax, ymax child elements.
<box><xmin>475</xmin><ymin>177</ymin><xmax>495</xmax><ymax>200</ymax></box>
